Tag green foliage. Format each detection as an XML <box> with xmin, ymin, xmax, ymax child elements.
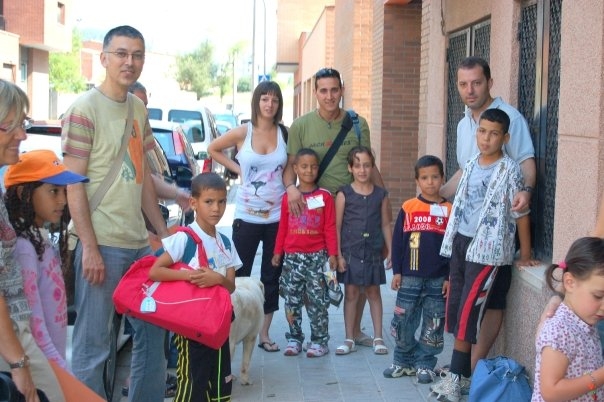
<box><xmin>215</xmin><ymin>62</ymin><xmax>231</xmax><ymax>102</ymax></box>
<box><xmin>237</xmin><ymin>76</ymin><xmax>251</xmax><ymax>92</ymax></box>
<box><xmin>174</xmin><ymin>41</ymin><xmax>215</xmax><ymax>99</ymax></box>
<box><xmin>49</xmin><ymin>29</ymin><xmax>87</xmax><ymax>93</ymax></box>
<box><xmin>214</xmin><ymin>42</ymin><xmax>247</xmax><ymax>102</ymax></box>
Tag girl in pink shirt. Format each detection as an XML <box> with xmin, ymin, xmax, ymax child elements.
<box><xmin>4</xmin><ymin>150</ymin><xmax>88</xmax><ymax>370</ymax></box>
<box><xmin>534</xmin><ymin>237</ymin><xmax>604</xmax><ymax>401</ymax></box>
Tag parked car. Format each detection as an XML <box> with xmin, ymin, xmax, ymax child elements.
<box><xmin>146</xmin><ymin>106</ymin><xmax>233</xmax><ymax>180</ymax></box>
<box><xmin>150</xmin><ymin>120</ymin><xmax>200</xmax><ymax>188</ymax></box>
<box><xmin>212</xmin><ymin>112</ymin><xmax>241</xmax><ymax>180</ymax></box>
<box><xmin>21</xmin><ymin>120</ymin><xmax>63</xmax><ymax>156</ymax></box>
<box><xmin>146</xmin><ymin>137</ymin><xmax>187</xmax><ymax>227</ymax></box>
<box><xmin>215</xmin><ymin>120</ymin><xmax>231</xmax><ymax>135</ymax></box>
<box><xmin>150</xmin><ymin>120</ymin><xmax>201</xmax><ymax>225</ymax></box>
<box><xmin>213</xmin><ymin>112</ymin><xmax>238</xmax><ymax>130</ymax></box>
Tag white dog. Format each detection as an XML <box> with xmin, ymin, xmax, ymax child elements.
<box><xmin>229</xmin><ymin>277</ymin><xmax>264</xmax><ymax>385</ymax></box>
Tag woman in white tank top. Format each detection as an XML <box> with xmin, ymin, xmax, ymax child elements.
<box><xmin>208</xmin><ymin>81</ymin><xmax>287</xmax><ymax>352</ymax></box>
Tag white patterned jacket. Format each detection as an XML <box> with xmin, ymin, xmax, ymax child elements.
<box><xmin>440</xmin><ymin>153</ymin><xmax>528</xmax><ymax>266</ymax></box>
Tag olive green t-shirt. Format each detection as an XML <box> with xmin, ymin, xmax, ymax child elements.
<box><xmin>287</xmin><ymin>110</ymin><xmax>371</xmax><ymax>193</ymax></box>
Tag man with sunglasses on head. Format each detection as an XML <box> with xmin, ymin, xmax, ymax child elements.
<box><xmin>283</xmin><ymin>67</ymin><xmax>390</xmax><ymax>351</ymax></box>
<box><xmin>61</xmin><ymin>26</ymin><xmax>169</xmax><ymax>402</ymax></box>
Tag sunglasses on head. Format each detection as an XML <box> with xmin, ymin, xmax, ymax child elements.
<box><xmin>315</xmin><ymin>68</ymin><xmax>341</xmax><ymax>80</ymax></box>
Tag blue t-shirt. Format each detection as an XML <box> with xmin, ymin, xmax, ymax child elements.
<box><xmin>458</xmin><ymin>160</ymin><xmax>497</xmax><ymax>236</ymax></box>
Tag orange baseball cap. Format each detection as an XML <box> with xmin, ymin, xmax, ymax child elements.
<box><xmin>4</xmin><ymin>150</ymin><xmax>89</xmax><ymax>188</ymax></box>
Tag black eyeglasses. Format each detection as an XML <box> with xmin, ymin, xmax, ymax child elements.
<box><xmin>315</xmin><ymin>68</ymin><xmax>341</xmax><ymax>81</ymax></box>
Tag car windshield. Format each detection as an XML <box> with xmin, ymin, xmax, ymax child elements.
<box><xmin>181</xmin><ymin>121</ymin><xmax>205</xmax><ymax>143</ymax></box>
<box><xmin>214</xmin><ymin>114</ymin><xmax>237</xmax><ymax>128</ymax></box>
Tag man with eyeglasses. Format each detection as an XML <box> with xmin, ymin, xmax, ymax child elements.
<box><xmin>283</xmin><ymin>67</ymin><xmax>391</xmax><ymax>353</ymax></box>
<box><xmin>61</xmin><ymin>26</ymin><xmax>168</xmax><ymax>402</ymax></box>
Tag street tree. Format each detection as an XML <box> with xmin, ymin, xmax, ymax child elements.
<box><xmin>49</xmin><ymin>29</ymin><xmax>87</xmax><ymax>93</ymax></box>
<box><xmin>215</xmin><ymin>41</ymin><xmax>246</xmax><ymax>102</ymax></box>
<box><xmin>174</xmin><ymin>40</ymin><xmax>214</xmax><ymax>99</ymax></box>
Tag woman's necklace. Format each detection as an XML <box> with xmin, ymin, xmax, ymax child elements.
<box><xmin>317</xmin><ymin>109</ymin><xmax>342</xmax><ymax>129</ymax></box>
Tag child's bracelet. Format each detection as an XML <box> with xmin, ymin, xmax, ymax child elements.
<box><xmin>285</xmin><ymin>183</ymin><xmax>296</xmax><ymax>189</ymax></box>
<box><xmin>585</xmin><ymin>371</ymin><xmax>597</xmax><ymax>400</ymax></box>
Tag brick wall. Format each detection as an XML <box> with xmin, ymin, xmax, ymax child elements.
<box><xmin>334</xmin><ymin>0</ymin><xmax>372</xmax><ymax>126</ymax></box>
<box><xmin>372</xmin><ymin>0</ymin><xmax>422</xmax><ymax>219</ymax></box>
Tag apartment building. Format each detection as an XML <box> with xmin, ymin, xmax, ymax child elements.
<box><xmin>276</xmin><ymin>0</ymin><xmax>604</xmax><ymax>378</ymax></box>
<box><xmin>0</xmin><ymin>0</ymin><xmax>73</xmax><ymax>119</ymax></box>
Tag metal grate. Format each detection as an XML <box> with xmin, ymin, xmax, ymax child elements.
<box><xmin>444</xmin><ymin>22</ymin><xmax>491</xmax><ymax>180</ymax></box>
<box><xmin>540</xmin><ymin>0</ymin><xmax>561</xmax><ymax>260</ymax></box>
<box><xmin>445</xmin><ymin>30</ymin><xmax>470</xmax><ymax>180</ymax></box>
<box><xmin>518</xmin><ymin>0</ymin><xmax>561</xmax><ymax>261</ymax></box>
<box><xmin>472</xmin><ymin>21</ymin><xmax>491</xmax><ymax>61</ymax></box>
<box><xmin>518</xmin><ymin>4</ymin><xmax>537</xmax><ymax>144</ymax></box>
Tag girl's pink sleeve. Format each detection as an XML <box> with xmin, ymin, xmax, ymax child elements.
<box><xmin>15</xmin><ymin>241</ymin><xmax>69</xmax><ymax>370</ymax></box>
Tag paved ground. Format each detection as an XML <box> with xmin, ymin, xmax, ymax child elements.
<box><xmin>114</xmin><ymin>184</ymin><xmax>459</xmax><ymax>402</ymax></box>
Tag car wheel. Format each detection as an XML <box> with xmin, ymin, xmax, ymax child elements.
<box><xmin>103</xmin><ymin>312</ymin><xmax>121</xmax><ymax>401</ymax></box>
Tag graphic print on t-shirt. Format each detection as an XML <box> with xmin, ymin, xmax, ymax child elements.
<box><xmin>243</xmin><ymin>163</ymin><xmax>285</xmax><ymax>218</ymax></box>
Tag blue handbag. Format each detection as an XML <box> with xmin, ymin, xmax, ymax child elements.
<box><xmin>469</xmin><ymin>356</ymin><xmax>532</xmax><ymax>402</ymax></box>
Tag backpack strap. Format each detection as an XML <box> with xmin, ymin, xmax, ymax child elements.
<box><xmin>317</xmin><ymin>113</ymin><xmax>353</xmax><ymax>181</ymax></box>
<box><xmin>153</xmin><ymin>226</ymin><xmax>208</xmax><ymax>266</ymax></box>
<box><xmin>278</xmin><ymin>123</ymin><xmax>288</xmax><ymax>144</ymax></box>
<box><xmin>178</xmin><ymin>226</ymin><xmax>204</xmax><ymax>263</ymax></box>
<box><xmin>315</xmin><ymin>110</ymin><xmax>362</xmax><ymax>182</ymax></box>
<box><xmin>347</xmin><ymin>110</ymin><xmax>361</xmax><ymax>144</ymax></box>
<box><xmin>219</xmin><ymin>232</ymin><xmax>231</xmax><ymax>252</ymax></box>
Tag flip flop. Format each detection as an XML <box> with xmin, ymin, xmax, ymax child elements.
<box><xmin>257</xmin><ymin>341</ymin><xmax>280</xmax><ymax>352</ymax></box>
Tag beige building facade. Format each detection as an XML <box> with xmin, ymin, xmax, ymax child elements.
<box><xmin>277</xmin><ymin>0</ymin><xmax>604</xmax><ymax>377</ymax></box>
<box><xmin>0</xmin><ymin>0</ymin><xmax>73</xmax><ymax>119</ymax></box>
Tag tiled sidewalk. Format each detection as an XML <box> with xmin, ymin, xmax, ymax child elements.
<box><xmin>227</xmin><ymin>264</ymin><xmax>455</xmax><ymax>402</ymax></box>
<box><xmin>115</xmin><ymin>193</ymin><xmax>460</xmax><ymax>402</ymax></box>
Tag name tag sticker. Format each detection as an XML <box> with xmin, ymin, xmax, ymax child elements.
<box><xmin>307</xmin><ymin>194</ymin><xmax>325</xmax><ymax>210</ymax></box>
<box><xmin>430</xmin><ymin>205</ymin><xmax>448</xmax><ymax>217</ymax></box>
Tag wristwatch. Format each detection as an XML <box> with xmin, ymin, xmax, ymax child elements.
<box><xmin>521</xmin><ymin>186</ymin><xmax>534</xmax><ymax>194</ymax></box>
<box><xmin>9</xmin><ymin>355</ymin><xmax>30</xmax><ymax>369</ymax></box>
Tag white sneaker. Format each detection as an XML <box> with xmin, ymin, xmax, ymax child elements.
<box><xmin>430</xmin><ymin>373</ymin><xmax>461</xmax><ymax>402</ymax></box>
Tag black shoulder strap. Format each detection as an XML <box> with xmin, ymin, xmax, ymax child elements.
<box><xmin>317</xmin><ymin>113</ymin><xmax>353</xmax><ymax>181</ymax></box>
<box><xmin>278</xmin><ymin>123</ymin><xmax>288</xmax><ymax>144</ymax></box>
